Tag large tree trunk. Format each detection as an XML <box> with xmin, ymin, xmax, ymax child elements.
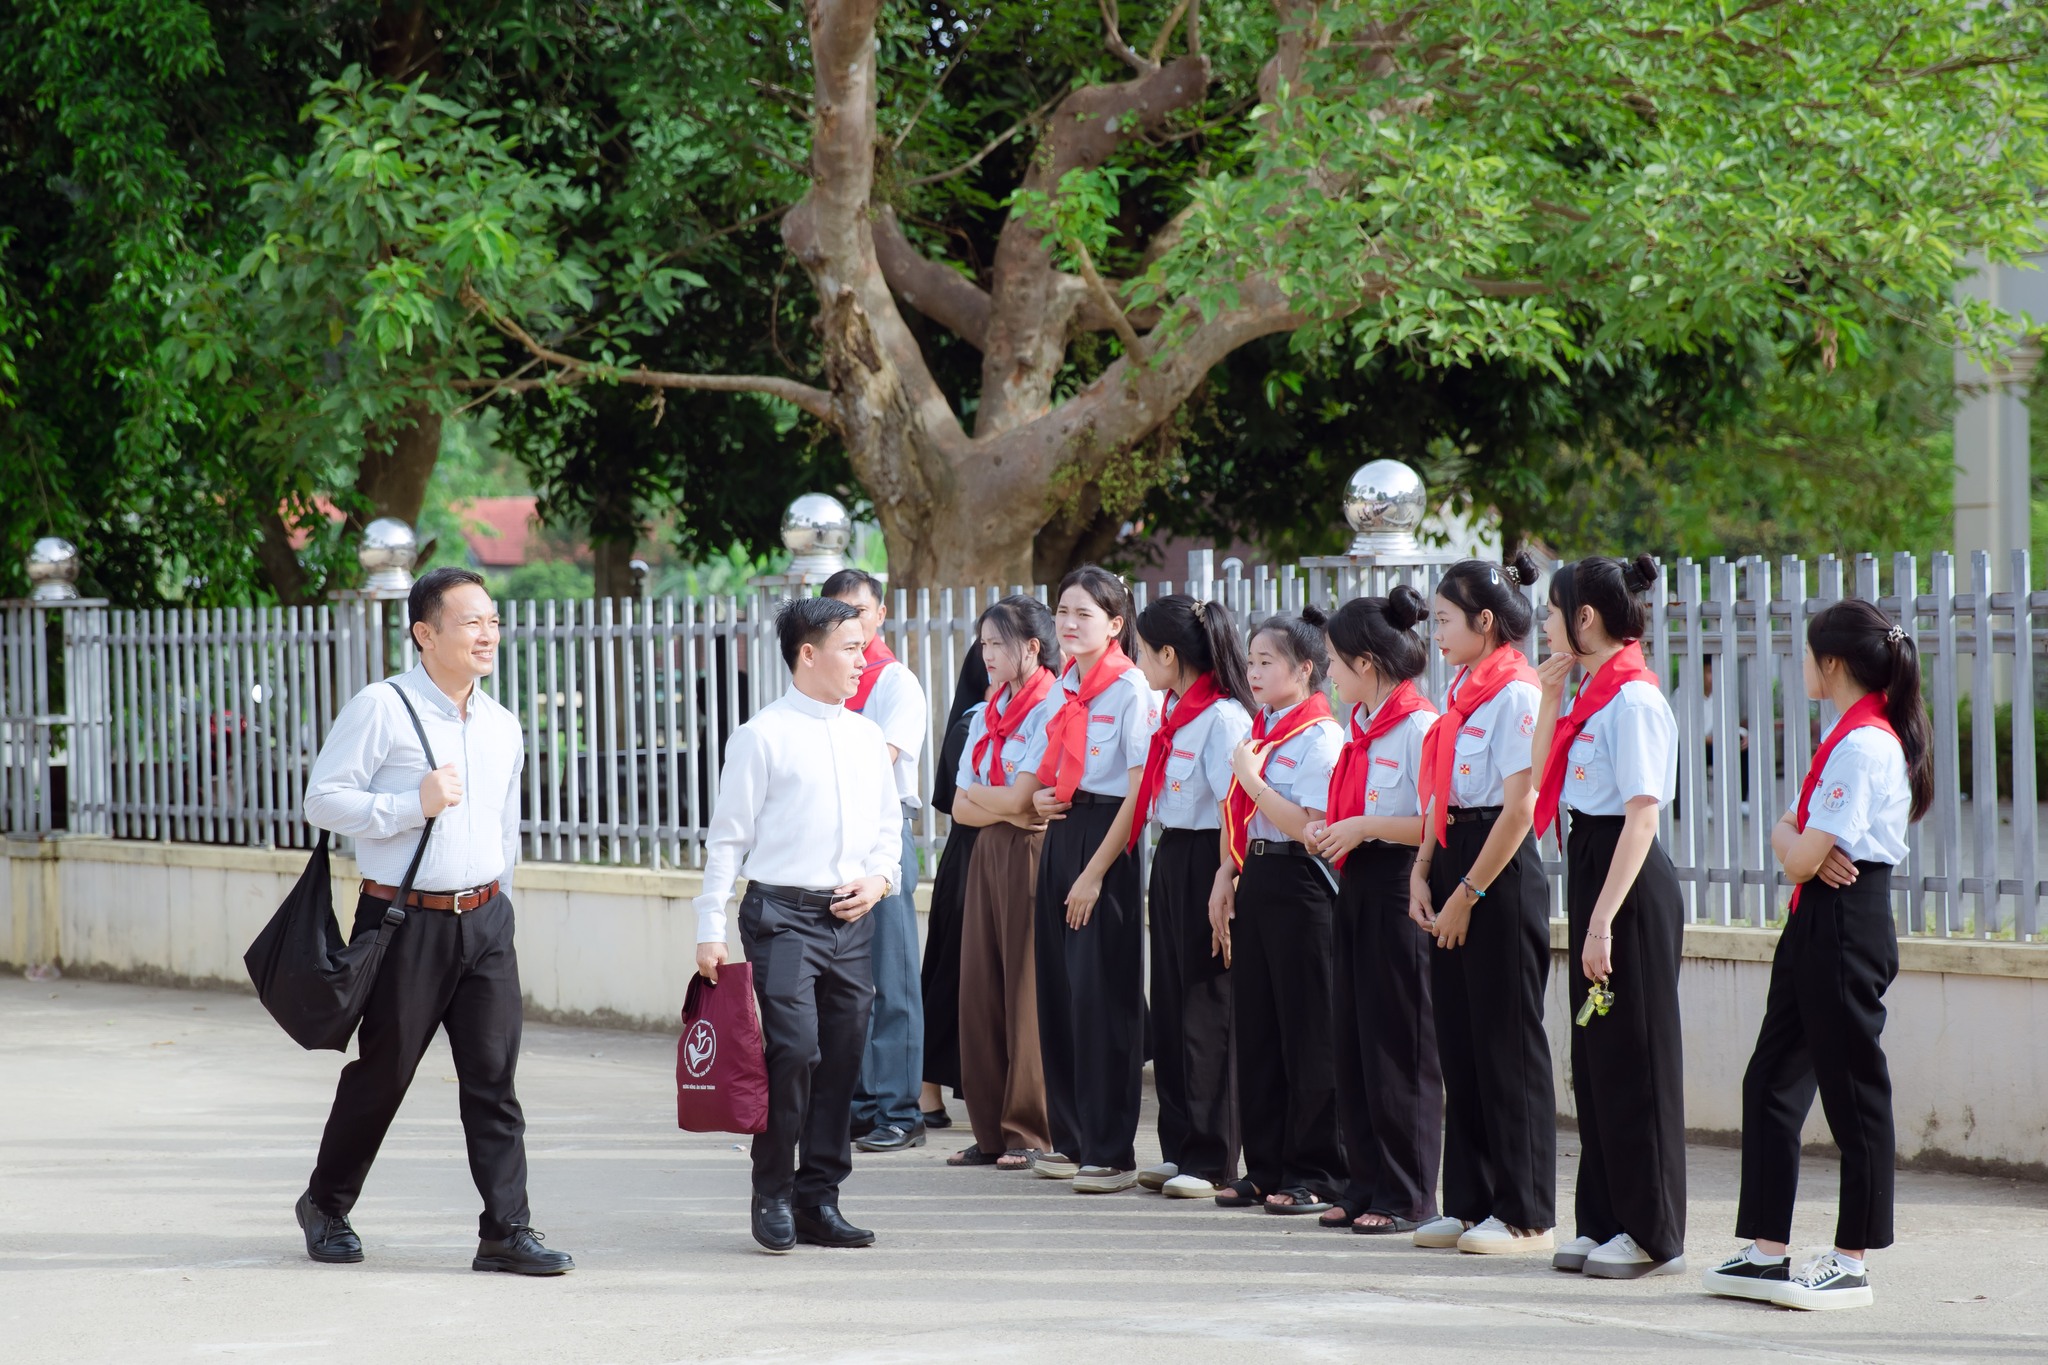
<box><xmin>351</xmin><ymin>401</ymin><xmax>442</xmax><ymax>532</ymax></box>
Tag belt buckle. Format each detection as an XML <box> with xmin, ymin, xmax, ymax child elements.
<box><xmin>451</xmin><ymin>887</ymin><xmax>476</xmax><ymax>914</ymax></box>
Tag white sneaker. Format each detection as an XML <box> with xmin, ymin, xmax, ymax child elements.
<box><xmin>1702</xmin><ymin>1245</ymin><xmax>1792</xmax><ymax>1301</ymax></box>
<box><xmin>1073</xmin><ymin>1166</ymin><xmax>1139</xmax><ymax>1194</ymax></box>
<box><xmin>1032</xmin><ymin>1154</ymin><xmax>1079</xmax><ymax>1180</ymax></box>
<box><xmin>1552</xmin><ymin>1234</ymin><xmax>1600</xmax><ymax>1272</ymax></box>
<box><xmin>1412</xmin><ymin>1215</ymin><xmax>1470</xmax><ymax>1249</ymax></box>
<box><xmin>1457</xmin><ymin>1216</ymin><xmax>1555</xmax><ymax>1255</ymax></box>
<box><xmin>1162</xmin><ymin>1174</ymin><xmax>1220</xmax><ymax>1199</ymax></box>
<box><xmin>1137</xmin><ymin>1162</ymin><xmax>1179</xmax><ymax>1192</ymax></box>
<box><xmin>1775</xmin><ymin>1252</ymin><xmax>1873</xmax><ymax>1311</ymax></box>
<box><xmin>1583</xmin><ymin>1231</ymin><xmax>1686</xmax><ymax>1280</ymax></box>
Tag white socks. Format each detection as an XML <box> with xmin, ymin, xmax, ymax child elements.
<box><xmin>1835</xmin><ymin>1253</ymin><xmax>1866</xmax><ymax>1274</ymax></box>
<box><xmin>1744</xmin><ymin>1243</ymin><xmax>1787</xmax><ymax>1265</ymax></box>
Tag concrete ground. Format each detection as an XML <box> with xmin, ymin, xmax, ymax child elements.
<box><xmin>3</xmin><ymin>977</ymin><xmax>2045</xmax><ymax>1364</ymax></box>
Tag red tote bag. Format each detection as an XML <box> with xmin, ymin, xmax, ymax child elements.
<box><xmin>677</xmin><ymin>963</ymin><xmax>770</xmax><ymax>1135</ymax></box>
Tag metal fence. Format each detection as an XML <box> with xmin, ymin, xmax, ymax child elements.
<box><xmin>3</xmin><ymin>547</ymin><xmax>2043</xmax><ymax>941</ymax></box>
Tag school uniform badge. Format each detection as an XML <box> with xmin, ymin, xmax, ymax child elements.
<box><xmin>1517</xmin><ymin>712</ymin><xmax>1535</xmax><ymax>737</ymax></box>
<box><xmin>1821</xmin><ymin>782</ymin><xmax>1849</xmax><ymax>812</ymax></box>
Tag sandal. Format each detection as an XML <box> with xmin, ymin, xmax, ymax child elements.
<box><xmin>996</xmin><ymin>1148</ymin><xmax>1039</xmax><ymax>1171</ymax></box>
<box><xmin>1214</xmin><ymin>1178</ymin><xmax>1265</xmax><ymax>1209</ymax></box>
<box><xmin>1264</xmin><ymin>1186</ymin><xmax>1333</xmax><ymax>1216</ymax></box>
<box><xmin>1320</xmin><ymin>1197</ymin><xmax>1365</xmax><ymax>1229</ymax></box>
<box><xmin>946</xmin><ymin>1144</ymin><xmax>999</xmax><ymax>1167</ymax></box>
<box><xmin>1352</xmin><ymin>1210</ymin><xmax>1423</xmax><ymax>1235</ymax></box>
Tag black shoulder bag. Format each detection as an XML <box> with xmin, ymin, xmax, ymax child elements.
<box><xmin>245</xmin><ymin>681</ymin><xmax>441</xmax><ymax>1052</ymax></box>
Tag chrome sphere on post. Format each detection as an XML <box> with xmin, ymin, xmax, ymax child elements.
<box><xmin>1342</xmin><ymin>459</ymin><xmax>1427</xmax><ymax>556</ymax></box>
<box><xmin>26</xmin><ymin>536</ymin><xmax>81</xmax><ymax>602</ymax></box>
<box><xmin>780</xmin><ymin>493</ymin><xmax>852</xmax><ymax>577</ymax></box>
<box><xmin>358</xmin><ymin>517</ymin><xmax>419</xmax><ymax>594</ymax></box>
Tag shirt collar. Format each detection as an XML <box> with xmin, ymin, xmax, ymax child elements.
<box><xmin>402</xmin><ymin>666</ymin><xmax>467</xmax><ymax>719</ymax></box>
<box><xmin>783</xmin><ymin>688</ymin><xmax>843</xmax><ymax>721</ymax></box>
<box><xmin>1264</xmin><ymin>698</ymin><xmax>1303</xmax><ymax>727</ymax></box>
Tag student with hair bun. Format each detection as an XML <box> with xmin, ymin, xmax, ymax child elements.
<box><xmin>1213</xmin><ymin>606</ymin><xmax>1348</xmax><ymax>1216</ymax></box>
<box><xmin>1410</xmin><ymin>552</ymin><xmax>1555</xmax><ymax>1256</ymax></box>
<box><xmin>1706</xmin><ymin>598</ymin><xmax>1933</xmax><ymax>1313</ymax></box>
<box><xmin>1306</xmin><ymin>584</ymin><xmax>1442</xmax><ymax>1234</ymax></box>
<box><xmin>1131</xmin><ymin>594</ymin><xmax>1255</xmax><ymax>1200</ymax></box>
<box><xmin>1532</xmin><ymin>555</ymin><xmax>1686</xmax><ymax>1280</ymax></box>
<box><xmin>1024</xmin><ymin>566</ymin><xmax>1158</xmax><ymax>1194</ymax></box>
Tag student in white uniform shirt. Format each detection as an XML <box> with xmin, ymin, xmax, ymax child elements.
<box><xmin>694</xmin><ymin>596</ymin><xmax>903</xmax><ymax>1254</ymax></box>
<box><xmin>821</xmin><ymin>569</ymin><xmax>932</xmax><ymax>1153</ymax></box>
<box><xmin>1306</xmin><ymin>586</ymin><xmax>1442</xmax><ymax>1235</ymax></box>
<box><xmin>1024</xmin><ymin>566</ymin><xmax>1158</xmax><ymax>1193</ymax></box>
<box><xmin>1707</xmin><ymin>599</ymin><xmax>1932</xmax><ymax>1313</ymax></box>
<box><xmin>1410</xmin><ymin>553</ymin><xmax>1555</xmax><ymax>1256</ymax></box>
<box><xmin>1214</xmin><ymin>606</ymin><xmax>1346</xmax><ymax>1215</ymax></box>
<box><xmin>1130</xmin><ymin>593</ymin><xmax>1254</xmax><ymax>1200</ymax></box>
<box><xmin>1531</xmin><ymin>556</ymin><xmax>1687</xmax><ymax>1281</ymax></box>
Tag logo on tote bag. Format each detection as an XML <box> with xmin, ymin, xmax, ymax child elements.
<box><xmin>683</xmin><ymin>1019</ymin><xmax>718</xmax><ymax>1079</ymax></box>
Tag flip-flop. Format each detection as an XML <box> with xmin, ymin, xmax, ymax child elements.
<box><xmin>1352</xmin><ymin>1212</ymin><xmax>1423</xmax><ymax>1235</ymax></box>
<box><xmin>946</xmin><ymin>1143</ymin><xmax>999</xmax><ymax>1167</ymax></box>
<box><xmin>1214</xmin><ymin>1179</ymin><xmax>1265</xmax><ymax>1209</ymax></box>
<box><xmin>1264</xmin><ymin>1186</ymin><xmax>1333</xmax><ymax>1216</ymax></box>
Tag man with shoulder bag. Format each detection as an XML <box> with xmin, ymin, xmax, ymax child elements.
<box><xmin>294</xmin><ymin>566</ymin><xmax>572</xmax><ymax>1275</ymax></box>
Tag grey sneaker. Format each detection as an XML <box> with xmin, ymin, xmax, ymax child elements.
<box><xmin>1775</xmin><ymin>1252</ymin><xmax>1872</xmax><ymax>1311</ymax></box>
<box><xmin>1702</xmin><ymin>1246</ymin><xmax>1791</xmax><ymax>1302</ymax></box>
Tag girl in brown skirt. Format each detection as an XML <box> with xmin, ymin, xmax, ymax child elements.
<box><xmin>946</xmin><ymin>595</ymin><xmax>1063</xmax><ymax>1170</ymax></box>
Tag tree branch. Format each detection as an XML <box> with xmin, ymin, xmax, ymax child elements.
<box><xmin>1070</xmin><ymin>239</ymin><xmax>1147</xmax><ymax>359</ymax></box>
<box><xmin>1100</xmin><ymin>0</ymin><xmax>1154</xmax><ymax>73</ymax></box>
<box><xmin>1147</xmin><ymin>0</ymin><xmax>1196</xmax><ymax>65</ymax></box>
<box><xmin>872</xmin><ymin>206</ymin><xmax>991</xmax><ymax>349</ymax></box>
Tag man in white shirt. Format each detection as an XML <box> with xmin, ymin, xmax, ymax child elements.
<box><xmin>821</xmin><ymin>569</ymin><xmax>931</xmax><ymax>1152</ymax></box>
<box><xmin>696</xmin><ymin>595</ymin><xmax>901</xmax><ymax>1252</ymax></box>
<box><xmin>297</xmin><ymin>567</ymin><xmax>571</xmax><ymax>1276</ymax></box>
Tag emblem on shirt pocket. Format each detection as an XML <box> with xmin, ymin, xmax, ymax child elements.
<box><xmin>1517</xmin><ymin>712</ymin><xmax>1535</xmax><ymax>737</ymax></box>
<box><xmin>1821</xmin><ymin>783</ymin><xmax>1848</xmax><ymax>812</ymax></box>
<box><xmin>1573</xmin><ymin>766</ymin><xmax>1587</xmax><ymax>781</ymax></box>
<box><xmin>1089</xmin><ymin>745</ymin><xmax>1101</xmax><ymax>757</ymax></box>
<box><xmin>1457</xmin><ymin>763</ymin><xmax>1473</xmax><ymax>777</ymax></box>
<box><xmin>1366</xmin><ymin>789</ymin><xmax>1380</xmax><ymax>804</ymax></box>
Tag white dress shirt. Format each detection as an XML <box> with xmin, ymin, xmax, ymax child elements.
<box><xmin>852</xmin><ymin>661</ymin><xmax>929</xmax><ymax>808</ymax></box>
<box><xmin>1345</xmin><ymin>699</ymin><xmax>1438</xmax><ymax>825</ymax></box>
<box><xmin>1562</xmin><ymin>679</ymin><xmax>1678</xmax><ymax>814</ymax></box>
<box><xmin>1152</xmin><ymin>694</ymin><xmax>1252</xmax><ymax>831</ymax></box>
<box><xmin>1246</xmin><ymin>699</ymin><xmax>1344</xmax><ymax>840</ymax></box>
<box><xmin>1017</xmin><ymin>665</ymin><xmax>1158</xmax><ymax>797</ymax></box>
<box><xmin>694</xmin><ymin>688</ymin><xmax>903</xmax><ymax>944</ymax></box>
<box><xmin>1445</xmin><ymin>677</ymin><xmax>1542</xmax><ymax>808</ymax></box>
<box><xmin>303</xmin><ymin>666</ymin><xmax>523</xmax><ymax>891</ymax></box>
<box><xmin>1800</xmin><ymin>725</ymin><xmax>1912</xmax><ymax>865</ymax></box>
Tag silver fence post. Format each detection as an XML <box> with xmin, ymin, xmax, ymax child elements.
<box><xmin>1969</xmin><ymin>551</ymin><xmax>2000</xmax><ymax>937</ymax></box>
<box><xmin>1929</xmin><ymin>552</ymin><xmax>1962</xmax><ymax>935</ymax></box>
<box><xmin>2010</xmin><ymin>549</ymin><xmax>2039</xmax><ymax>940</ymax></box>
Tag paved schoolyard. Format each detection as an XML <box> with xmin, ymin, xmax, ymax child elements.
<box><xmin>2</xmin><ymin>975</ymin><xmax>2044</xmax><ymax>1364</ymax></box>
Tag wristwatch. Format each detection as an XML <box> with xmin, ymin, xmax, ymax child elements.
<box><xmin>877</xmin><ymin>873</ymin><xmax>896</xmax><ymax>899</ymax></box>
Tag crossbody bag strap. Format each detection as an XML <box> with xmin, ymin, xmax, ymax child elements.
<box><xmin>383</xmin><ymin>680</ymin><xmax>441</xmax><ymax>924</ymax></box>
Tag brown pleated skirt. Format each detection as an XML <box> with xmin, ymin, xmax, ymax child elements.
<box><xmin>959</xmin><ymin>820</ymin><xmax>1050</xmax><ymax>1154</ymax></box>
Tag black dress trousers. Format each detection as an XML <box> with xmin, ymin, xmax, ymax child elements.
<box><xmin>1735</xmin><ymin>862</ymin><xmax>1899</xmax><ymax>1251</ymax></box>
<box><xmin>1035</xmin><ymin>796</ymin><xmax>1145</xmax><ymax>1170</ymax></box>
<box><xmin>1428</xmin><ymin>820</ymin><xmax>1556</xmax><ymax>1231</ymax></box>
<box><xmin>739</xmin><ymin>883</ymin><xmax>877</xmax><ymax>1204</ymax></box>
<box><xmin>1335</xmin><ymin>841</ymin><xmax>1442</xmax><ymax>1223</ymax></box>
<box><xmin>920</xmin><ymin>823</ymin><xmax>979</xmax><ymax>1095</ymax></box>
<box><xmin>1148</xmin><ymin>827</ymin><xmax>1237</xmax><ymax>1185</ymax></box>
<box><xmin>1565</xmin><ymin>814</ymin><xmax>1687</xmax><ymax>1262</ymax></box>
<box><xmin>309</xmin><ymin>891</ymin><xmax>530</xmax><ymax>1240</ymax></box>
<box><xmin>1232</xmin><ymin>850</ymin><xmax>1344</xmax><ymax>1199</ymax></box>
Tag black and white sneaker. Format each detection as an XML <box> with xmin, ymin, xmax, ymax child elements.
<box><xmin>1775</xmin><ymin>1251</ymin><xmax>1873</xmax><ymax>1311</ymax></box>
<box><xmin>1702</xmin><ymin>1245</ymin><xmax>1790</xmax><ymax>1302</ymax></box>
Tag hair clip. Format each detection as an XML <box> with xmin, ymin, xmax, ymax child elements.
<box><xmin>1193</xmin><ymin>599</ymin><xmax>1209</xmax><ymax>624</ymax></box>
<box><xmin>1487</xmin><ymin>567</ymin><xmax>1500</xmax><ymax>585</ymax></box>
<box><xmin>1886</xmin><ymin>624</ymin><xmax>1907</xmax><ymax>645</ymax></box>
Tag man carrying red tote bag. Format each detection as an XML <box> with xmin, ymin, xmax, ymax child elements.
<box><xmin>678</xmin><ymin>964</ymin><xmax>770</xmax><ymax>1134</ymax></box>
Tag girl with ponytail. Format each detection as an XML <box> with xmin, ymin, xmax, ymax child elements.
<box><xmin>1409</xmin><ymin>551</ymin><xmax>1556</xmax><ymax>1256</ymax></box>
<box><xmin>1709</xmin><ymin>598</ymin><xmax>1930</xmax><ymax>1313</ymax></box>
<box><xmin>1130</xmin><ymin>595</ymin><xmax>1254</xmax><ymax>1199</ymax></box>
<box><xmin>1213</xmin><ymin>605</ymin><xmax>1348</xmax><ymax>1215</ymax></box>
<box><xmin>1305</xmin><ymin>585</ymin><xmax>1443</xmax><ymax>1235</ymax></box>
<box><xmin>1532</xmin><ymin>555</ymin><xmax>1687</xmax><ymax>1281</ymax></box>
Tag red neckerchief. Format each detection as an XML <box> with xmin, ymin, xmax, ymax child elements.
<box><xmin>1533</xmin><ymin>641</ymin><xmax>1659</xmax><ymax>838</ymax></box>
<box><xmin>1223</xmin><ymin>692</ymin><xmax>1335</xmax><ymax>870</ymax></box>
<box><xmin>1324</xmin><ymin>680</ymin><xmax>1432</xmax><ymax>868</ymax></box>
<box><xmin>1128</xmin><ymin>674</ymin><xmax>1225</xmax><ymax>852</ymax></box>
<box><xmin>1418</xmin><ymin>645</ymin><xmax>1539</xmax><ymax>848</ymax></box>
<box><xmin>971</xmin><ymin>667</ymin><xmax>1054</xmax><ymax>787</ymax></box>
<box><xmin>1034</xmin><ymin>643</ymin><xmax>1136</xmax><ymax>801</ymax></box>
<box><xmin>1788</xmin><ymin>691</ymin><xmax>1898</xmax><ymax>913</ymax></box>
<box><xmin>848</xmin><ymin>635</ymin><xmax>897</xmax><ymax>712</ymax></box>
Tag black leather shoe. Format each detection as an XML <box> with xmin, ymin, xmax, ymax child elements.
<box><xmin>794</xmin><ymin>1204</ymin><xmax>875</xmax><ymax>1248</ymax></box>
<box><xmin>751</xmin><ymin>1195</ymin><xmax>796</xmax><ymax>1253</ymax></box>
<box><xmin>854</xmin><ymin>1120</ymin><xmax>927</xmax><ymax>1152</ymax></box>
<box><xmin>295</xmin><ymin>1190</ymin><xmax>363</xmax><ymax>1264</ymax></box>
<box><xmin>472</xmin><ymin>1227</ymin><xmax>575</xmax><ymax>1275</ymax></box>
<box><xmin>920</xmin><ymin>1107</ymin><xmax>953</xmax><ymax>1130</ymax></box>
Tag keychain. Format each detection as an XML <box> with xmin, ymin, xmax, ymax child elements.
<box><xmin>1576</xmin><ymin>979</ymin><xmax>1614</xmax><ymax>1026</ymax></box>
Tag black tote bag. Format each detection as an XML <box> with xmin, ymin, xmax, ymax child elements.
<box><xmin>244</xmin><ymin>682</ymin><xmax>439</xmax><ymax>1052</ymax></box>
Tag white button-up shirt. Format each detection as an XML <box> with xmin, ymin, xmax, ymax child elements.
<box><xmin>1445</xmin><ymin>677</ymin><xmax>1542</xmax><ymax>808</ymax></box>
<box><xmin>1152</xmin><ymin>694</ymin><xmax>1252</xmax><ymax>831</ymax></box>
<box><xmin>1801</xmin><ymin>724</ymin><xmax>1912</xmax><ymax>865</ymax></box>
<box><xmin>1345</xmin><ymin>698</ymin><xmax>1438</xmax><ymax>823</ymax></box>
<box><xmin>694</xmin><ymin>688</ymin><xmax>903</xmax><ymax>944</ymax></box>
<box><xmin>1246</xmin><ymin>699</ymin><xmax>1344</xmax><ymax>840</ymax></box>
<box><xmin>1017</xmin><ymin>665</ymin><xmax>1158</xmax><ymax>798</ymax></box>
<box><xmin>851</xmin><ymin>661</ymin><xmax>929</xmax><ymax>808</ymax></box>
<box><xmin>955</xmin><ymin>684</ymin><xmax>1062</xmax><ymax>792</ymax></box>
<box><xmin>303</xmin><ymin>667</ymin><xmax>523</xmax><ymax>891</ymax></box>
<box><xmin>1562</xmin><ymin>679</ymin><xmax>1678</xmax><ymax>814</ymax></box>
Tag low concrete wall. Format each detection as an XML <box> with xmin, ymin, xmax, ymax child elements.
<box><xmin>5</xmin><ymin>835</ymin><xmax>2045</xmax><ymax>1172</ymax></box>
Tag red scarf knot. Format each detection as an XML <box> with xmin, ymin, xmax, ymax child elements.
<box><xmin>1325</xmin><ymin>679</ymin><xmax>1433</xmax><ymax>869</ymax></box>
<box><xmin>1033</xmin><ymin>643</ymin><xmax>1136</xmax><ymax>802</ymax></box>
<box><xmin>1223</xmin><ymin>693</ymin><xmax>1335</xmax><ymax>871</ymax></box>
<box><xmin>1417</xmin><ymin>646</ymin><xmax>1539</xmax><ymax>848</ymax></box>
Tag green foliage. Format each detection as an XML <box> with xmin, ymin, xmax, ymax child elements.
<box><xmin>487</xmin><ymin>557</ymin><xmax>593</xmax><ymax>604</ymax></box>
<box><xmin>1956</xmin><ymin>696</ymin><xmax>2048</xmax><ymax>803</ymax></box>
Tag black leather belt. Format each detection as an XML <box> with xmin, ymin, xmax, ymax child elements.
<box><xmin>749</xmin><ymin>883</ymin><xmax>843</xmax><ymax>912</ymax></box>
<box><xmin>1445</xmin><ymin>806</ymin><xmax>1503</xmax><ymax>825</ymax></box>
<box><xmin>1248</xmin><ymin>838</ymin><xmax>1311</xmax><ymax>857</ymax></box>
<box><xmin>1067</xmin><ymin>791</ymin><xmax>1125</xmax><ymax>807</ymax></box>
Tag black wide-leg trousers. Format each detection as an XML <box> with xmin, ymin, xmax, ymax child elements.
<box><xmin>1035</xmin><ymin>797</ymin><xmax>1144</xmax><ymax>1170</ymax></box>
<box><xmin>740</xmin><ymin>883</ymin><xmax>877</xmax><ymax>1204</ymax></box>
<box><xmin>1335</xmin><ymin>841</ymin><xmax>1442</xmax><ymax>1222</ymax></box>
<box><xmin>1428</xmin><ymin>819</ymin><xmax>1556</xmax><ymax>1230</ymax></box>
<box><xmin>1566</xmin><ymin>814</ymin><xmax>1687</xmax><ymax>1262</ymax></box>
<box><xmin>1736</xmin><ymin>862</ymin><xmax>1898</xmax><ymax>1251</ymax></box>
<box><xmin>1233</xmin><ymin>851</ymin><xmax>1344</xmax><ymax>1198</ymax></box>
<box><xmin>310</xmin><ymin>892</ymin><xmax>530</xmax><ymax>1241</ymax></box>
<box><xmin>1148</xmin><ymin>827</ymin><xmax>1237</xmax><ymax>1185</ymax></box>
